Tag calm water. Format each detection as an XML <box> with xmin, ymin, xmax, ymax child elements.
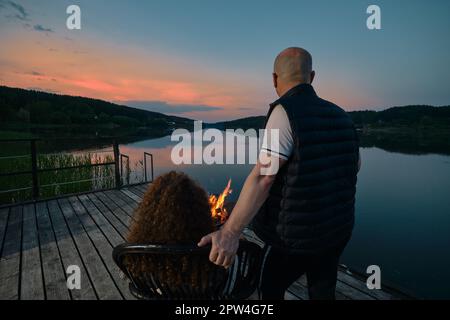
<box><xmin>114</xmin><ymin>133</ymin><xmax>450</xmax><ymax>299</ymax></box>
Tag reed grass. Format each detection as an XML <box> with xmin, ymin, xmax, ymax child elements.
<box><xmin>0</xmin><ymin>152</ymin><xmax>116</xmax><ymax>205</ymax></box>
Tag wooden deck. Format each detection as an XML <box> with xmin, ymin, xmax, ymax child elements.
<box><xmin>0</xmin><ymin>184</ymin><xmax>409</xmax><ymax>300</ymax></box>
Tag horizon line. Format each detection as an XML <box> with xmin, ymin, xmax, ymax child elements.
<box><xmin>2</xmin><ymin>85</ymin><xmax>449</xmax><ymax>124</ymax></box>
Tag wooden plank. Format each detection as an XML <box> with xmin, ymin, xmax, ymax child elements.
<box><xmin>287</xmin><ymin>281</ymin><xmax>308</xmax><ymax>300</ymax></box>
<box><xmin>335</xmin><ymin>279</ymin><xmax>375</xmax><ymax>300</ymax></box>
<box><xmin>35</xmin><ymin>202</ymin><xmax>71</xmax><ymax>300</ymax></box>
<box><xmin>85</xmin><ymin>193</ymin><xmax>129</xmax><ymax>236</ymax></box>
<box><xmin>296</xmin><ymin>274</ymin><xmax>349</xmax><ymax>300</ymax></box>
<box><xmin>20</xmin><ymin>204</ymin><xmax>45</xmax><ymax>300</ymax></box>
<box><xmin>103</xmin><ymin>189</ymin><xmax>136</xmax><ymax>215</ymax></box>
<box><xmin>94</xmin><ymin>192</ymin><xmax>133</xmax><ymax>227</ymax></box>
<box><xmin>78</xmin><ymin>195</ymin><xmax>126</xmax><ymax>243</ymax></box>
<box><xmin>120</xmin><ymin>188</ymin><xmax>142</xmax><ymax>204</ymax></box>
<box><xmin>285</xmin><ymin>290</ymin><xmax>301</xmax><ymax>300</ymax></box>
<box><xmin>104</xmin><ymin>190</ymin><xmax>137</xmax><ymax>216</ymax></box>
<box><xmin>130</xmin><ymin>186</ymin><xmax>145</xmax><ymax>199</ymax></box>
<box><xmin>136</xmin><ymin>184</ymin><xmax>149</xmax><ymax>194</ymax></box>
<box><xmin>128</xmin><ymin>185</ymin><xmax>145</xmax><ymax>198</ymax></box>
<box><xmin>337</xmin><ymin>269</ymin><xmax>396</xmax><ymax>300</ymax></box>
<box><xmin>117</xmin><ymin>190</ymin><xmax>140</xmax><ymax>205</ymax></box>
<box><xmin>68</xmin><ymin>196</ymin><xmax>134</xmax><ymax>300</ymax></box>
<box><xmin>47</xmin><ymin>200</ymin><xmax>97</xmax><ymax>300</ymax></box>
<box><xmin>57</xmin><ymin>198</ymin><xmax>122</xmax><ymax>300</ymax></box>
<box><xmin>0</xmin><ymin>205</ymin><xmax>23</xmax><ymax>299</ymax></box>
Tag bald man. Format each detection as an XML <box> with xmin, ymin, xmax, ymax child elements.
<box><xmin>199</xmin><ymin>47</ymin><xmax>360</xmax><ymax>300</ymax></box>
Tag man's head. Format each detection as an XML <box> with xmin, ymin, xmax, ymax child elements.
<box><xmin>273</xmin><ymin>47</ymin><xmax>315</xmax><ymax>97</ymax></box>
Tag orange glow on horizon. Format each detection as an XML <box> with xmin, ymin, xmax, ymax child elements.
<box><xmin>0</xmin><ymin>31</ymin><xmax>372</xmax><ymax>121</ymax></box>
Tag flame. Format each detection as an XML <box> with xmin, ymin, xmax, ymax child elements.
<box><xmin>209</xmin><ymin>179</ymin><xmax>232</xmax><ymax>224</ymax></box>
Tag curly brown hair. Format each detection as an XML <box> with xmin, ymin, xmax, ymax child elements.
<box><xmin>126</xmin><ymin>171</ymin><xmax>225</xmax><ymax>293</ymax></box>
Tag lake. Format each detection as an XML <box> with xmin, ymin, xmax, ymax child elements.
<box><xmin>113</xmin><ymin>132</ymin><xmax>450</xmax><ymax>299</ymax></box>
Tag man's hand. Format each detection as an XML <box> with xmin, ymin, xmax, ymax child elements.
<box><xmin>197</xmin><ymin>227</ymin><xmax>240</xmax><ymax>268</ymax></box>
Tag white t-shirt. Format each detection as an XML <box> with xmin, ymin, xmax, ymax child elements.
<box><xmin>259</xmin><ymin>104</ymin><xmax>294</xmax><ymax>161</ymax></box>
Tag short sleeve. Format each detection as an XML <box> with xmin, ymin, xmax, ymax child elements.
<box><xmin>259</xmin><ymin>104</ymin><xmax>294</xmax><ymax>160</ymax></box>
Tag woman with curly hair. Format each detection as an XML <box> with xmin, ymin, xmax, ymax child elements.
<box><xmin>126</xmin><ymin>171</ymin><xmax>225</xmax><ymax>295</ymax></box>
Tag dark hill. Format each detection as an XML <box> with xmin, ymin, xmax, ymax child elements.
<box><xmin>0</xmin><ymin>86</ymin><xmax>193</xmax><ymax>137</ymax></box>
<box><xmin>211</xmin><ymin>105</ymin><xmax>450</xmax><ymax>130</ymax></box>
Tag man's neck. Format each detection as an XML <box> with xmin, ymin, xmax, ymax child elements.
<box><xmin>278</xmin><ymin>82</ymin><xmax>309</xmax><ymax>97</ymax></box>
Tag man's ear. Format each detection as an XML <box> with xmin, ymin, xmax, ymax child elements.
<box><xmin>310</xmin><ymin>71</ymin><xmax>316</xmax><ymax>84</ymax></box>
<box><xmin>272</xmin><ymin>73</ymin><xmax>278</xmax><ymax>88</ymax></box>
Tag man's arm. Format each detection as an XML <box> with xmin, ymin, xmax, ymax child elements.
<box><xmin>198</xmin><ymin>156</ymin><xmax>286</xmax><ymax>268</ymax></box>
<box><xmin>222</xmin><ymin>158</ymin><xmax>286</xmax><ymax>234</ymax></box>
<box><xmin>198</xmin><ymin>104</ymin><xmax>292</xmax><ymax>268</ymax></box>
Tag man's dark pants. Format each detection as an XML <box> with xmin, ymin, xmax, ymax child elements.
<box><xmin>259</xmin><ymin>241</ymin><xmax>348</xmax><ymax>300</ymax></box>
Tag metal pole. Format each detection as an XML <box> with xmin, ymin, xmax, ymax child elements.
<box><xmin>144</xmin><ymin>153</ymin><xmax>147</xmax><ymax>182</ymax></box>
<box><xmin>113</xmin><ymin>140</ymin><xmax>122</xmax><ymax>189</ymax></box>
<box><xmin>143</xmin><ymin>152</ymin><xmax>154</xmax><ymax>183</ymax></box>
<box><xmin>30</xmin><ymin>140</ymin><xmax>39</xmax><ymax>199</ymax></box>
<box><xmin>120</xmin><ymin>154</ymin><xmax>124</xmax><ymax>176</ymax></box>
<box><xmin>150</xmin><ymin>154</ymin><xmax>154</xmax><ymax>182</ymax></box>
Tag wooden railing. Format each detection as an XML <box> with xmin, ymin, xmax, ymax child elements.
<box><xmin>0</xmin><ymin>138</ymin><xmax>154</xmax><ymax>204</ymax></box>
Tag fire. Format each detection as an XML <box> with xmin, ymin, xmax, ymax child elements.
<box><xmin>209</xmin><ymin>179</ymin><xmax>232</xmax><ymax>224</ymax></box>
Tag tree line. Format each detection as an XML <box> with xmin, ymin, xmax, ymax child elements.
<box><xmin>0</xmin><ymin>86</ymin><xmax>193</xmax><ymax>130</ymax></box>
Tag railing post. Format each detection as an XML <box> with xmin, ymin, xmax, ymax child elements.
<box><xmin>113</xmin><ymin>140</ymin><xmax>122</xmax><ymax>189</ymax></box>
<box><xmin>144</xmin><ymin>153</ymin><xmax>147</xmax><ymax>182</ymax></box>
<box><xmin>30</xmin><ymin>139</ymin><xmax>39</xmax><ymax>199</ymax></box>
<box><xmin>120</xmin><ymin>154</ymin><xmax>130</xmax><ymax>186</ymax></box>
<box><xmin>143</xmin><ymin>152</ymin><xmax>154</xmax><ymax>183</ymax></box>
<box><xmin>150</xmin><ymin>154</ymin><xmax>154</xmax><ymax>182</ymax></box>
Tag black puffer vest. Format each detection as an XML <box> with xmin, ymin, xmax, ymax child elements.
<box><xmin>252</xmin><ymin>84</ymin><xmax>359</xmax><ymax>254</ymax></box>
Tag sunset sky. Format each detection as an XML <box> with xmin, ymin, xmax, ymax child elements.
<box><xmin>1</xmin><ymin>0</ymin><xmax>449</xmax><ymax>122</ymax></box>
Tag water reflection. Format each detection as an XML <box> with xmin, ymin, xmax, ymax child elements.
<box><xmin>116</xmin><ymin>132</ymin><xmax>450</xmax><ymax>299</ymax></box>
<box><xmin>358</xmin><ymin>130</ymin><xmax>450</xmax><ymax>156</ymax></box>
<box><xmin>116</xmin><ymin>132</ymin><xmax>257</xmax><ymax>197</ymax></box>
<box><xmin>344</xmin><ymin>148</ymin><xmax>450</xmax><ymax>299</ymax></box>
